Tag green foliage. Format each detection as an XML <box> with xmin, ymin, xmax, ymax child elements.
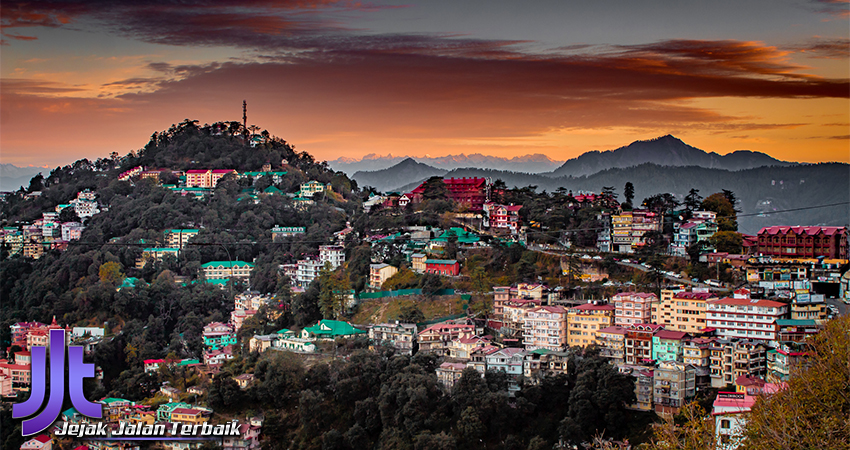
<box><xmin>709</xmin><ymin>231</ymin><xmax>743</xmax><ymax>254</ymax></box>
<box><xmin>702</xmin><ymin>192</ymin><xmax>738</xmax><ymax>231</ymax></box>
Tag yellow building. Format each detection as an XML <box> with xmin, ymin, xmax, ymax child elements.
<box><xmin>369</xmin><ymin>264</ymin><xmax>398</xmax><ymax>289</ymax></box>
<box><xmin>170</xmin><ymin>408</ymin><xmax>208</xmax><ymax>424</ymax></box>
<box><xmin>410</xmin><ymin>253</ymin><xmax>427</xmax><ymax>273</ymax></box>
<box><xmin>652</xmin><ymin>290</ymin><xmax>717</xmax><ymax>333</ymax></box>
<box><xmin>567</xmin><ymin>303</ymin><xmax>615</xmax><ymax>347</ymax></box>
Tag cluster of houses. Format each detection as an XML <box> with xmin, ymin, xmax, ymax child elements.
<box><xmin>1</xmin><ymin>319</ymin><xmax>104</xmax><ymax>397</ymax></box>
<box><xmin>0</xmin><ymin>190</ymin><xmax>98</xmax><ymax>259</ymax></box>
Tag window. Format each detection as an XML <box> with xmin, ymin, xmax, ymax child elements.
<box><xmin>720</xmin><ymin>419</ymin><xmax>731</xmax><ymax>429</ymax></box>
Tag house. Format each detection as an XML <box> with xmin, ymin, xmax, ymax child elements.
<box><xmin>410</xmin><ymin>253</ymin><xmax>427</xmax><ymax>273</ymax></box>
<box><xmin>449</xmin><ymin>336</ymin><xmax>492</xmax><ymax>359</ymax></box>
<box><xmin>204</xmin><ymin>347</ymin><xmax>234</xmax><ymax>366</ymax></box>
<box><xmin>156</xmin><ymin>402</ymin><xmax>194</xmax><ymax>422</ymax></box>
<box><xmin>298</xmin><ymin>180</ymin><xmax>328</xmax><ymax>197</ymax></box>
<box><xmin>418</xmin><ymin>323</ymin><xmax>475</xmax><ymax>356</ymax></box>
<box><xmin>482</xmin><ymin>202</ymin><xmax>522</xmax><ymax>234</ymax></box>
<box><xmin>136</xmin><ymin>248</ymin><xmax>179</xmax><ymax>269</ymax></box>
<box><xmin>202</xmin><ymin>322</ymin><xmax>237</xmax><ymax>350</ymax></box>
<box><xmin>368</xmin><ymin>323</ymin><xmax>417</xmax><ymax>355</ymax></box>
<box><xmin>20</xmin><ymin>435</ymin><xmax>52</xmax><ymax>450</ymax></box>
<box><xmin>248</xmin><ymin>334</ymin><xmax>276</xmax><ymax>353</ymax></box>
<box><xmin>61</xmin><ymin>222</ymin><xmax>85</xmax><ymax>241</ymax></box>
<box><xmin>407</xmin><ymin>177</ymin><xmax>488</xmax><ymax>210</ymax></box>
<box><xmin>712</xmin><ymin>391</ymin><xmax>757</xmax><ymax>450</ymax></box>
<box><xmin>231</xmin><ymin>309</ymin><xmax>258</xmax><ymax>332</ymax></box>
<box><xmin>567</xmin><ymin>303</ymin><xmax>615</xmax><ymax>347</ymax></box>
<box><xmin>522</xmin><ymin>349</ymin><xmax>571</xmax><ymax>381</ymax></box>
<box><xmin>160</xmin><ymin>385</ymin><xmax>180</xmax><ymax>400</ymax></box>
<box><xmin>484</xmin><ymin>348</ymin><xmax>526</xmax><ymax>393</ymax></box>
<box><xmin>369</xmin><ymin>264</ymin><xmax>398</xmax><ymax>289</ymax></box>
<box><xmin>425</xmin><ymin>259</ymin><xmax>460</xmax><ymax>276</ymax></box>
<box><xmin>301</xmin><ymin>320</ymin><xmax>366</xmax><ymax>340</ymax></box>
<box><xmin>319</xmin><ymin>245</ymin><xmax>345</xmax><ymax>269</ymax></box>
<box><xmin>233</xmin><ymin>374</ymin><xmax>255</xmax><ymax>389</ymax></box>
<box><xmin>222</xmin><ymin>423</ymin><xmax>262</xmax><ymax>450</ymax></box>
<box><xmin>683</xmin><ymin>337</ymin><xmax>715</xmax><ymax>387</ymax></box>
<box><xmin>436</xmin><ymin>362</ymin><xmax>469</xmax><ymax>389</ymax></box>
<box><xmin>611</xmin><ymin>209</ymin><xmax>661</xmax><ymax>253</ymax></box>
<box><xmin>499</xmin><ymin>298</ymin><xmax>543</xmax><ymax>337</ymax></box>
<box><xmin>274</xmin><ymin>330</ymin><xmax>317</xmax><ymax>353</ymax></box>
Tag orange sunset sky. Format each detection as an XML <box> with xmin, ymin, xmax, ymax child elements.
<box><xmin>1</xmin><ymin>0</ymin><xmax>848</xmax><ymax>168</ymax></box>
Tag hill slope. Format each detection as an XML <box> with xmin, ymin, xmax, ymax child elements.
<box><xmin>546</xmin><ymin>135</ymin><xmax>794</xmax><ymax>178</ymax></box>
<box><xmin>400</xmin><ymin>163</ymin><xmax>849</xmax><ymax>235</ymax></box>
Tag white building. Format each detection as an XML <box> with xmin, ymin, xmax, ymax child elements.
<box><xmin>319</xmin><ymin>245</ymin><xmax>345</xmax><ymax>269</ymax></box>
<box><xmin>613</xmin><ymin>292</ymin><xmax>657</xmax><ymax>326</ymax></box>
<box><xmin>706</xmin><ymin>289</ymin><xmax>789</xmax><ymax>342</ymax></box>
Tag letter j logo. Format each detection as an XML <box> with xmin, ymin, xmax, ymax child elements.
<box><xmin>13</xmin><ymin>329</ymin><xmax>102</xmax><ymax>435</ymax></box>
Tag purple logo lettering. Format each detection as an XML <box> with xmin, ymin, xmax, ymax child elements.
<box><xmin>13</xmin><ymin>329</ymin><xmax>102</xmax><ymax>435</ymax></box>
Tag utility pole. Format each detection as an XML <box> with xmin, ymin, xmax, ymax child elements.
<box><xmin>242</xmin><ymin>100</ymin><xmax>247</xmax><ymax>138</ymax></box>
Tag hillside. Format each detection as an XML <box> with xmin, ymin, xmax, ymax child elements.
<box><xmin>399</xmin><ymin>163</ymin><xmax>849</xmax><ymax>235</ymax></box>
<box><xmin>0</xmin><ymin>163</ymin><xmax>44</xmax><ymax>192</ymax></box>
<box><xmin>352</xmin><ymin>158</ymin><xmax>447</xmax><ymax>192</ymax></box>
<box><xmin>546</xmin><ymin>135</ymin><xmax>794</xmax><ymax>178</ymax></box>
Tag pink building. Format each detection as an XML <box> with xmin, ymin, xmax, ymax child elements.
<box><xmin>522</xmin><ymin>306</ymin><xmax>568</xmax><ymax>351</ymax></box>
<box><xmin>613</xmin><ymin>292</ymin><xmax>657</xmax><ymax>326</ymax></box>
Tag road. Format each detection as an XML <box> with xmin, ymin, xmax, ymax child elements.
<box><xmin>527</xmin><ymin>244</ymin><xmax>717</xmax><ymax>290</ymax></box>
<box><xmin>825</xmin><ymin>297</ymin><xmax>848</xmax><ymax>316</ymax></box>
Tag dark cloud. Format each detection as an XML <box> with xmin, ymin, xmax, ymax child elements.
<box><xmin>1</xmin><ymin>79</ymin><xmax>88</xmax><ymax>95</ymax></box>
<box><xmin>793</xmin><ymin>37</ymin><xmax>850</xmax><ymax>59</ymax></box>
<box><xmin>810</xmin><ymin>0</ymin><xmax>850</xmax><ymax>17</ymax></box>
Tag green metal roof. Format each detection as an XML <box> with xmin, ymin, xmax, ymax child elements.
<box><xmin>425</xmin><ymin>259</ymin><xmax>458</xmax><ymax>265</ymax></box>
<box><xmin>303</xmin><ymin>320</ymin><xmax>366</xmax><ymax>337</ymax></box>
<box><xmin>776</xmin><ymin>319</ymin><xmax>818</xmax><ymax>326</ymax></box>
<box><xmin>201</xmin><ymin>261</ymin><xmax>254</xmax><ymax>268</ymax></box>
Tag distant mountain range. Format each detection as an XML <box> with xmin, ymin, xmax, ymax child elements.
<box><xmin>352</xmin><ymin>158</ymin><xmax>448</xmax><ymax>193</ymax></box>
<box><xmin>544</xmin><ymin>135</ymin><xmax>794</xmax><ymax>178</ymax></box>
<box><xmin>349</xmin><ymin>136</ymin><xmax>845</xmax><ymax>234</ymax></box>
<box><xmin>329</xmin><ymin>153</ymin><xmax>565</xmax><ymax>175</ymax></box>
<box><xmin>0</xmin><ymin>164</ymin><xmax>44</xmax><ymax>192</ymax></box>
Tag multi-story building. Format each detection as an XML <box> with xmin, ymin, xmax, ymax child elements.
<box><xmin>596</xmin><ymin>213</ymin><xmax>612</xmax><ymax>253</ymax></box>
<box><xmin>567</xmin><ymin>303</ymin><xmax>615</xmax><ymax>348</ymax></box>
<box><xmin>766</xmin><ymin>341</ymin><xmax>810</xmax><ymax>383</ymax></box>
<box><xmin>791</xmin><ymin>292</ymin><xmax>827</xmax><ymax>321</ymax></box>
<box><xmin>776</xmin><ymin>319</ymin><xmax>820</xmax><ymax>342</ymax></box>
<box><xmin>652</xmin><ymin>290</ymin><xmax>717</xmax><ymax>333</ymax></box>
<box><xmin>165</xmin><ymin>229</ymin><xmax>199</xmax><ymax>249</ymax></box>
<box><xmin>61</xmin><ymin>222</ymin><xmax>85</xmax><ymax>241</ymax></box>
<box><xmin>624</xmin><ymin>323</ymin><xmax>663</xmax><ymax>365</ymax></box>
<box><xmin>627</xmin><ymin>367</ymin><xmax>655</xmax><ymax>411</ymax></box>
<box><xmin>653</xmin><ymin>361</ymin><xmax>696</xmax><ymax>415</ymax></box>
<box><xmin>298</xmin><ymin>181</ymin><xmax>328</xmax><ymax>197</ymax></box>
<box><xmin>669</xmin><ymin>212</ymin><xmax>717</xmax><ymax>256</ymax></box>
<box><xmin>425</xmin><ymin>259</ymin><xmax>460</xmax><ymax>276</ymax></box>
<box><xmin>436</xmin><ymin>362</ymin><xmax>468</xmax><ymax>389</ymax></box>
<box><xmin>709</xmin><ymin>339</ymin><xmax>767</xmax><ymax>388</ymax></box>
<box><xmin>522</xmin><ymin>349</ymin><xmax>571</xmax><ymax>381</ymax></box>
<box><xmin>417</xmin><ymin>323</ymin><xmax>475</xmax><ymax>356</ymax></box>
<box><xmin>611</xmin><ymin>209</ymin><xmax>661</xmax><ymax>253</ymax></box>
<box><xmin>449</xmin><ymin>336</ymin><xmax>492</xmax><ymax>359</ymax></box>
<box><xmin>484</xmin><ymin>348</ymin><xmax>526</xmax><ymax>393</ymax></box>
<box><xmin>500</xmin><ymin>298</ymin><xmax>543</xmax><ymax>337</ymax></box>
<box><xmin>410</xmin><ymin>253</ymin><xmax>427</xmax><ymax>273</ymax></box>
<box><xmin>756</xmin><ymin>226</ymin><xmax>848</xmax><ymax>259</ymax></box>
<box><xmin>319</xmin><ymin>245</ymin><xmax>345</xmax><ymax>269</ymax></box>
<box><xmin>712</xmin><ymin>391</ymin><xmax>757</xmax><ymax>450</ymax></box>
<box><xmin>597</xmin><ymin>325</ymin><xmax>627</xmax><ymax>363</ymax></box>
<box><xmin>369</xmin><ymin>264</ymin><xmax>398</xmax><ymax>289</ymax></box>
<box><xmin>407</xmin><ymin>177</ymin><xmax>488</xmax><ymax>211</ymax></box>
<box><xmin>186</xmin><ymin>169</ymin><xmax>237</xmax><ymax>188</ymax></box>
<box><xmin>368</xmin><ymin>323</ymin><xmax>417</xmax><ymax>355</ymax></box>
<box><xmin>295</xmin><ymin>258</ymin><xmax>324</xmax><ymax>288</ymax></box>
<box><xmin>137</xmin><ymin>247</ymin><xmax>180</xmax><ymax>269</ymax></box>
<box><xmin>652</xmin><ymin>330</ymin><xmax>690</xmax><ymax>363</ymax></box>
<box><xmin>72</xmin><ymin>189</ymin><xmax>100</xmax><ymax>218</ymax></box>
<box><xmin>706</xmin><ymin>289</ymin><xmax>789</xmax><ymax>342</ymax></box>
<box><xmin>683</xmin><ymin>337</ymin><xmax>715</xmax><ymax>387</ymax></box>
<box><xmin>271</xmin><ymin>226</ymin><xmax>305</xmax><ymax>241</ymax></box>
<box><xmin>613</xmin><ymin>292</ymin><xmax>657</xmax><ymax>326</ymax></box>
<box><xmin>202</xmin><ymin>322</ymin><xmax>237</xmax><ymax>350</ymax></box>
<box><xmin>482</xmin><ymin>202</ymin><xmax>522</xmax><ymax>234</ymax></box>
<box><xmin>522</xmin><ymin>306</ymin><xmax>568</xmax><ymax>351</ymax></box>
<box><xmin>201</xmin><ymin>261</ymin><xmax>254</xmax><ymax>282</ymax></box>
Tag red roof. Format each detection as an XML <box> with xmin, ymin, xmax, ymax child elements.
<box><xmin>33</xmin><ymin>435</ymin><xmax>51</xmax><ymax>443</ymax></box>
<box><xmin>654</xmin><ymin>330</ymin><xmax>689</xmax><ymax>340</ymax></box>
<box><xmin>674</xmin><ymin>292</ymin><xmax>716</xmax><ymax>300</ymax></box>
<box><xmin>758</xmin><ymin>226</ymin><xmax>847</xmax><ymax>236</ymax></box>
<box><xmin>186</xmin><ymin>170</ymin><xmax>209</xmax><ymax>174</ymax></box>
<box><xmin>171</xmin><ymin>408</ymin><xmax>202</xmax><ymax>415</ymax></box>
<box><xmin>571</xmin><ymin>303</ymin><xmax>614</xmax><ymax>312</ymax></box>
<box><xmin>598</xmin><ymin>325</ymin><xmax>627</xmax><ymax>335</ymax></box>
<box><xmin>735</xmin><ymin>375</ymin><xmax>766</xmax><ymax>388</ymax></box>
<box><xmin>530</xmin><ymin>306</ymin><xmax>567</xmax><ymax>314</ymax></box>
<box><xmin>709</xmin><ymin>297</ymin><xmax>787</xmax><ymax>308</ymax></box>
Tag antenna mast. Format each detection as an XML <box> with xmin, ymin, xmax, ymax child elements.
<box><xmin>242</xmin><ymin>100</ymin><xmax>247</xmax><ymax>134</ymax></box>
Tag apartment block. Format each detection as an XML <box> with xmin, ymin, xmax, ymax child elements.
<box><xmin>706</xmin><ymin>289</ymin><xmax>789</xmax><ymax>342</ymax></box>
<box><xmin>567</xmin><ymin>303</ymin><xmax>615</xmax><ymax>347</ymax></box>
<box><xmin>709</xmin><ymin>339</ymin><xmax>767</xmax><ymax>388</ymax></box>
<box><xmin>652</xmin><ymin>290</ymin><xmax>717</xmax><ymax>333</ymax></box>
<box><xmin>613</xmin><ymin>292</ymin><xmax>657</xmax><ymax>326</ymax></box>
<box><xmin>624</xmin><ymin>323</ymin><xmax>664</xmax><ymax>365</ymax></box>
<box><xmin>522</xmin><ymin>306</ymin><xmax>568</xmax><ymax>351</ymax></box>
<box><xmin>653</xmin><ymin>362</ymin><xmax>696</xmax><ymax>415</ymax></box>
